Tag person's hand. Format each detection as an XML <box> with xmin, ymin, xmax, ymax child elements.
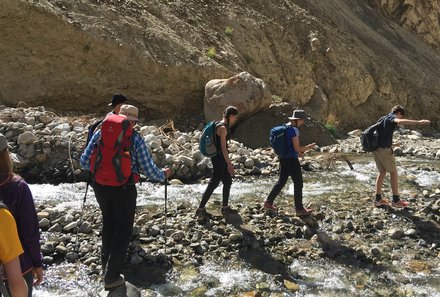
<box><xmin>227</xmin><ymin>162</ymin><xmax>236</xmax><ymax>176</ymax></box>
<box><xmin>306</xmin><ymin>143</ymin><xmax>317</xmax><ymax>150</ymax></box>
<box><xmin>419</xmin><ymin>119</ymin><xmax>431</xmax><ymax>125</ymax></box>
<box><xmin>32</xmin><ymin>267</ymin><xmax>44</xmax><ymax>286</ymax></box>
<box><xmin>163</xmin><ymin>167</ymin><xmax>172</xmax><ymax>178</ymax></box>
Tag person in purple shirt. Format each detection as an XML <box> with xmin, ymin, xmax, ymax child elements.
<box><xmin>263</xmin><ymin>110</ymin><xmax>317</xmax><ymax>216</ymax></box>
<box><xmin>0</xmin><ymin>133</ymin><xmax>43</xmax><ymax>297</ymax></box>
<box><xmin>81</xmin><ymin>104</ymin><xmax>171</xmax><ymax>290</ymax></box>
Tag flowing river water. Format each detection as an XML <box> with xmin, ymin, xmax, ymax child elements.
<box><xmin>29</xmin><ymin>155</ymin><xmax>440</xmax><ymax>297</ymax></box>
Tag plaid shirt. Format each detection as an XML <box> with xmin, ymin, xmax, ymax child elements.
<box><xmin>80</xmin><ymin>130</ymin><xmax>165</xmax><ymax>182</ymax></box>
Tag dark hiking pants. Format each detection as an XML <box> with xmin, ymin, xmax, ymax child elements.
<box><xmin>266</xmin><ymin>157</ymin><xmax>304</xmax><ymax>210</ymax></box>
<box><xmin>199</xmin><ymin>154</ymin><xmax>232</xmax><ymax>208</ymax></box>
<box><xmin>92</xmin><ymin>181</ymin><xmax>137</xmax><ymax>284</ymax></box>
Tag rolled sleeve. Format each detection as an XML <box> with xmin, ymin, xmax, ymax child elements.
<box><xmin>132</xmin><ymin>133</ymin><xmax>165</xmax><ymax>182</ymax></box>
<box><xmin>80</xmin><ymin>131</ymin><xmax>101</xmax><ymax>171</ymax></box>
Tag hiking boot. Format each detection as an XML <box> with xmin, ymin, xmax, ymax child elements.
<box><xmin>221</xmin><ymin>206</ymin><xmax>237</xmax><ymax>215</ymax></box>
<box><xmin>296</xmin><ymin>208</ymin><xmax>313</xmax><ymax>216</ymax></box>
<box><xmin>104</xmin><ymin>274</ymin><xmax>125</xmax><ymax>290</ymax></box>
<box><xmin>373</xmin><ymin>199</ymin><xmax>390</xmax><ymax>207</ymax></box>
<box><xmin>263</xmin><ymin>201</ymin><xmax>278</xmax><ymax>212</ymax></box>
<box><xmin>195</xmin><ymin>208</ymin><xmax>209</xmax><ymax>217</ymax></box>
<box><xmin>392</xmin><ymin>200</ymin><xmax>409</xmax><ymax>208</ymax></box>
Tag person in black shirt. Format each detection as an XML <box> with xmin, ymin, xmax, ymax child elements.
<box><xmin>196</xmin><ymin>106</ymin><xmax>239</xmax><ymax>216</ymax></box>
<box><xmin>373</xmin><ymin>105</ymin><xmax>431</xmax><ymax>207</ymax></box>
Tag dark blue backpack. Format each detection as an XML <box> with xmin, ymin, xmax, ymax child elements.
<box><xmin>360</xmin><ymin>116</ymin><xmax>386</xmax><ymax>152</ymax></box>
<box><xmin>85</xmin><ymin>118</ymin><xmax>104</xmax><ymax>148</ymax></box>
<box><xmin>270</xmin><ymin>125</ymin><xmax>290</xmax><ymax>158</ymax></box>
<box><xmin>199</xmin><ymin>121</ymin><xmax>219</xmax><ymax>157</ymax></box>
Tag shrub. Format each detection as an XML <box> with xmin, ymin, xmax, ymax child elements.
<box><xmin>272</xmin><ymin>95</ymin><xmax>284</xmax><ymax>103</ymax></box>
<box><xmin>224</xmin><ymin>26</ymin><xmax>234</xmax><ymax>36</ymax></box>
<box><xmin>207</xmin><ymin>47</ymin><xmax>217</xmax><ymax>59</ymax></box>
<box><xmin>325</xmin><ymin>114</ymin><xmax>340</xmax><ymax>138</ymax></box>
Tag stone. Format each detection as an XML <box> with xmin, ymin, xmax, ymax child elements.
<box><xmin>204</xmin><ymin>72</ymin><xmax>272</xmax><ymax>123</ymax></box>
<box><xmin>63</xmin><ymin>221</ymin><xmax>78</xmax><ymax>232</ymax></box>
<box><xmin>17</xmin><ymin>131</ymin><xmax>37</xmax><ymax>145</ymax></box>
<box><xmin>39</xmin><ymin>218</ymin><xmax>50</xmax><ymax>228</ymax></box>
<box><xmin>99</xmin><ymin>282</ymin><xmax>141</xmax><ymax>297</ymax></box>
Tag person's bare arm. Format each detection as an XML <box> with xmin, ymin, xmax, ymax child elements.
<box><xmin>293</xmin><ymin>136</ymin><xmax>316</xmax><ymax>156</ymax></box>
<box><xmin>217</xmin><ymin>125</ymin><xmax>235</xmax><ymax>175</ymax></box>
<box><xmin>3</xmin><ymin>257</ymin><xmax>28</xmax><ymax>297</ymax></box>
<box><xmin>394</xmin><ymin>118</ymin><xmax>431</xmax><ymax>126</ymax></box>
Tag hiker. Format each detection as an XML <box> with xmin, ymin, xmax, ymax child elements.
<box><xmin>372</xmin><ymin>105</ymin><xmax>431</xmax><ymax>207</ymax></box>
<box><xmin>86</xmin><ymin>94</ymin><xmax>129</xmax><ymax>146</ymax></box>
<box><xmin>107</xmin><ymin>94</ymin><xmax>128</xmax><ymax>115</ymax></box>
<box><xmin>196</xmin><ymin>106</ymin><xmax>239</xmax><ymax>216</ymax></box>
<box><xmin>0</xmin><ymin>134</ymin><xmax>44</xmax><ymax>296</ymax></box>
<box><xmin>80</xmin><ymin>104</ymin><xmax>171</xmax><ymax>290</ymax></box>
<box><xmin>0</xmin><ymin>205</ymin><xmax>28</xmax><ymax>297</ymax></box>
<box><xmin>264</xmin><ymin>109</ymin><xmax>316</xmax><ymax>216</ymax></box>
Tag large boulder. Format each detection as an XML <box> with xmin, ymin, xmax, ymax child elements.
<box><xmin>233</xmin><ymin>103</ymin><xmax>337</xmax><ymax>149</ymax></box>
<box><xmin>203</xmin><ymin>72</ymin><xmax>272</xmax><ymax>122</ymax></box>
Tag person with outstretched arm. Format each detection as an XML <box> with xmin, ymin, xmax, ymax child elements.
<box><xmin>372</xmin><ymin>105</ymin><xmax>431</xmax><ymax>207</ymax></box>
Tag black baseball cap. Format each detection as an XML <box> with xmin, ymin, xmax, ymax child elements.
<box><xmin>108</xmin><ymin>94</ymin><xmax>128</xmax><ymax>107</ymax></box>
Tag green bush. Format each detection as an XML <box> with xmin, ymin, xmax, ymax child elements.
<box><xmin>272</xmin><ymin>95</ymin><xmax>283</xmax><ymax>103</ymax></box>
<box><xmin>325</xmin><ymin>114</ymin><xmax>340</xmax><ymax>138</ymax></box>
<box><xmin>207</xmin><ymin>47</ymin><xmax>217</xmax><ymax>59</ymax></box>
<box><xmin>224</xmin><ymin>26</ymin><xmax>234</xmax><ymax>36</ymax></box>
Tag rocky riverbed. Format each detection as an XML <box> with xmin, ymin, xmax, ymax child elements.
<box><xmin>2</xmin><ymin>104</ymin><xmax>440</xmax><ymax>296</ymax></box>
<box><xmin>33</xmin><ymin>154</ymin><xmax>440</xmax><ymax>296</ymax></box>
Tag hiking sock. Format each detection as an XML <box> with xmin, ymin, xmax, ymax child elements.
<box><xmin>375</xmin><ymin>194</ymin><xmax>382</xmax><ymax>202</ymax></box>
<box><xmin>392</xmin><ymin>195</ymin><xmax>400</xmax><ymax>203</ymax></box>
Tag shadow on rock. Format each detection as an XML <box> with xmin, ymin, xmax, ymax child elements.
<box><xmin>99</xmin><ymin>282</ymin><xmax>141</xmax><ymax>297</ymax></box>
<box><xmin>388</xmin><ymin>207</ymin><xmax>440</xmax><ymax>245</ymax></box>
<box><xmin>226</xmin><ymin>211</ymin><xmax>296</xmax><ymax>280</ymax></box>
<box><xmin>122</xmin><ymin>257</ymin><xmax>172</xmax><ymax>288</ymax></box>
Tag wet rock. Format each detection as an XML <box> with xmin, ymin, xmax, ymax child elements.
<box><xmin>389</xmin><ymin>228</ymin><xmax>404</xmax><ymax>240</ymax></box>
<box><xmin>99</xmin><ymin>282</ymin><xmax>141</xmax><ymax>297</ymax></box>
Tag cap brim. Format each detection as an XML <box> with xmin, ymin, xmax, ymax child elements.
<box><xmin>108</xmin><ymin>102</ymin><xmax>113</xmax><ymax>106</ymax></box>
<box><xmin>288</xmin><ymin>117</ymin><xmax>309</xmax><ymax>120</ymax></box>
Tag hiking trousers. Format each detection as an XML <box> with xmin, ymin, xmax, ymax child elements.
<box><xmin>199</xmin><ymin>154</ymin><xmax>232</xmax><ymax>208</ymax></box>
<box><xmin>267</xmin><ymin>157</ymin><xmax>304</xmax><ymax>210</ymax></box>
<box><xmin>92</xmin><ymin>181</ymin><xmax>137</xmax><ymax>284</ymax></box>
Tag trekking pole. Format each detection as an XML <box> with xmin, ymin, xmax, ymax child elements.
<box><xmin>74</xmin><ymin>174</ymin><xmax>89</xmax><ymax>263</ymax></box>
<box><xmin>164</xmin><ymin>178</ymin><xmax>168</xmax><ymax>256</ymax></box>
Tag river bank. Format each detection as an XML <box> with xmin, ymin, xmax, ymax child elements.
<box><xmin>1</xmin><ymin>105</ymin><xmax>439</xmax><ymax>185</ymax></box>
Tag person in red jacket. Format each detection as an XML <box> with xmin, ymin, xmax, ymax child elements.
<box><xmin>0</xmin><ymin>134</ymin><xmax>43</xmax><ymax>297</ymax></box>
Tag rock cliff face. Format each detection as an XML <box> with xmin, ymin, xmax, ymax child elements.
<box><xmin>1</xmin><ymin>0</ymin><xmax>439</xmax><ymax>130</ymax></box>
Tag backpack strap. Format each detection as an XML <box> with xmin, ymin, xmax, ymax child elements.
<box><xmin>112</xmin><ymin>119</ymin><xmax>132</xmax><ymax>183</ymax></box>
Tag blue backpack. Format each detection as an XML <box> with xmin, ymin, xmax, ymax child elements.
<box><xmin>270</xmin><ymin>125</ymin><xmax>291</xmax><ymax>158</ymax></box>
<box><xmin>199</xmin><ymin>121</ymin><xmax>219</xmax><ymax>157</ymax></box>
